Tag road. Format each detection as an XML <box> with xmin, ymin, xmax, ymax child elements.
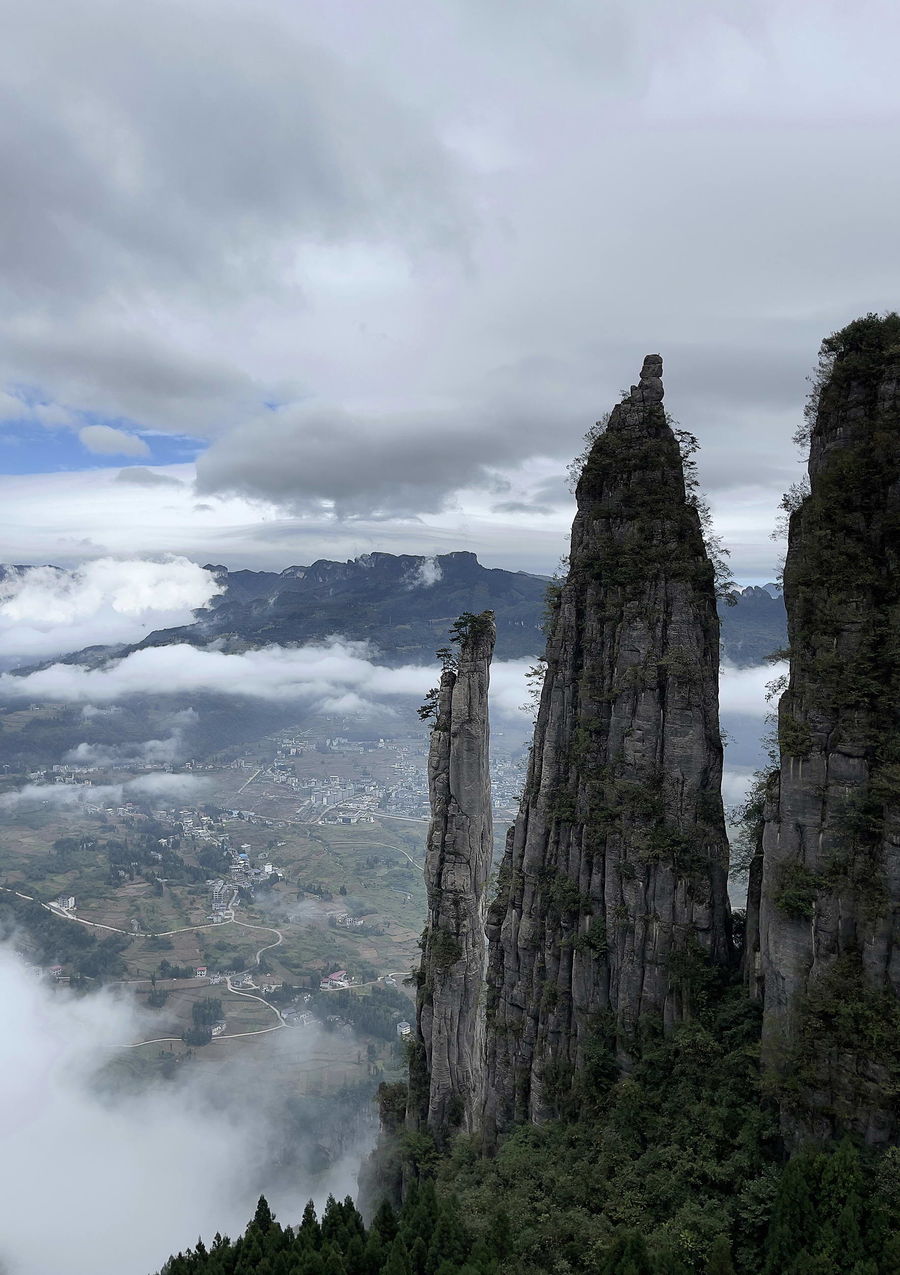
<box><xmin>236</xmin><ymin>767</ymin><xmax>263</xmax><ymax>793</ymax></box>
<box><xmin>5</xmin><ymin>880</ymin><xmax>411</xmax><ymax>1048</ymax></box>
<box><xmin>1</xmin><ymin>884</ymin><xmax>238</xmax><ymax>940</ymax></box>
<box><xmin>0</xmin><ymin>883</ymin><xmax>291</xmax><ymax>1046</ymax></box>
<box><xmin>1</xmin><ymin>885</ymin><xmax>288</xmax><ymax>944</ymax></box>
<box><xmin>369</xmin><ymin>841</ymin><xmax>425</xmax><ymax>874</ymax></box>
<box><xmin>128</xmin><ymin>918</ymin><xmax>288</xmax><ymax>1047</ymax></box>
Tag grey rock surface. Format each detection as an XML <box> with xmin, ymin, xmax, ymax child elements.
<box><xmin>482</xmin><ymin>356</ymin><xmax>732</xmax><ymax>1140</ymax></box>
<box><xmin>754</xmin><ymin>328</ymin><xmax>900</xmax><ymax>1145</ymax></box>
<box><xmin>408</xmin><ymin>613</ymin><xmax>496</xmax><ymax>1142</ymax></box>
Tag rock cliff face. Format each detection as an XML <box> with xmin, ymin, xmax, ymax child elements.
<box><xmin>408</xmin><ymin>612</ymin><xmax>496</xmax><ymax>1143</ymax></box>
<box><xmin>482</xmin><ymin>356</ymin><xmax>731</xmax><ymax>1140</ymax></box>
<box><xmin>753</xmin><ymin>316</ymin><xmax>900</xmax><ymax>1145</ymax></box>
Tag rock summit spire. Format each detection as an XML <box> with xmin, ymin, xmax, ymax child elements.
<box><xmin>482</xmin><ymin>355</ymin><xmax>732</xmax><ymax>1138</ymax></box>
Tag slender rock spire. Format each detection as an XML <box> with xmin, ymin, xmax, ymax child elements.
<box><xmin>482</xmin><ymin>356</ymin><xmax>732</xmax><ymax>1141</ymax></box>
<box><xmin>753</xmin><ymin>315</ymin><xmax>900</xmax><ymax>1145</ymax></box>
<box><xmin>408</xmin><ymin>611</ymin><xmax>496</xmax><ymax>1142</ymax></box>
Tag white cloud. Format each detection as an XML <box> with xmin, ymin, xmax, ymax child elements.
<box><xmin>65</xmin><ymin>709</ymin><xmax>198</xmax><ymax>766</ymax></box>
<box><xmin>409</xmin><ymin>556</ymin><xmax>443</xmax><ymax>587</ymax></box>
<box><xmin>0</xmin><ymin>465</ymin><xmax>575</xmax><ymax>580</ymax></box>
<box><xmin>0</xmin><ymin>1</ymin><xmax>896</xmax><ymax>575</ymax></box>
<box><xmin>0</xmin><ymin>643</ymin><xmax>782</xmax><ymax>753</ymax></box>
<box><xmin>722</xmin><ymin>765</ymin><xmax>758</xmax><ymax>812</ymax></box>
<box><xmin>78</xmin><ymin>424</ymin><xmax>150</xmax><ymax>456</ymax></box>
<box><xmin>65</xmin><ymin>734</ymin><xmax>183</xmax><ymax>767</ymax></box>
<box><xmin>0</xmin><ymin>772</ymin><xmax>208</xmax><ymax>813</ymax></box>
<box><xmin>0</xmin><ymin>640</ymin><xmax>431</xmax><ymax>709</ymax></box>
<box><xmin>0</xmin><ymin>557</ymin><xmax>223</xmax><ymax>662</ymax></box>
<box><xmin>488</xmin><ymin>658</ymin><xmax>536</xmax><ymax>718</ymax></box>
<box><xmin>114</xmin><ymin>466</ymin><xmax>185</xmax><ymax>488</ymax></box>
<box><xmin>0</xmin><ymin>948</ymin><xmax>368</xmax><ymax>1275</ymax></box>
<box><xmin>0</xmin><ymin>638</ymin><xmax>544</xmax><ymax>732</ymax></box>
<box><xmin>719</xmin><ymin>661</ymin><xmax>786</xmax><ymax>718</ymax></box>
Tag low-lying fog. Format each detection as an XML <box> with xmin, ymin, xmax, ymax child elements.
<box><xmin>0</xmin><ymin>949</ymin><xmax>375</xmax><ymax>1275</ymax></box>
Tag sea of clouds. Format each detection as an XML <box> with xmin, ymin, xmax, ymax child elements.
<box><xmin>0</xmin><ymin>948</ymin><xmax>371</xmax><ymax>1275</ymax></box>
<box><xmin>0</xmin><ymin>558</ymin><xmax>222</xmax><ymax>666</ymax></box>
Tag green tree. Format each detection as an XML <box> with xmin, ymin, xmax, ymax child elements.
<box><xmin>704</xmin><ymin>1234</ymin><xmax>735</xmax><ymax>1275</ymax></box>
<box><xmin>601</xmin><ymin>1230</ymin><xmax>652</xmax><ymax>1275</ymax></box>
<box><xmin>383</xmin><ymin>1236</ymin><xmax>412</xmax><ymax>1275</ymax></box>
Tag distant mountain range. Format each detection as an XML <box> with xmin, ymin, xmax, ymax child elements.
<box><xmin>719</xmin><ymin>582</ymin><xmax>786</xmax><ymax>666</ymax></box>
<box><xmin>132</xmin><ymin>552</ymin><xmax>787</xmax><ymax>668</ymax></box>
<box><xmin>0</xmin><ymin>554</ymin><xmax>786</xmax><ymax>771</ymax></box>
<box><xmin>139</xmin><ymin>550</ymin><xmax>550</xmax><ymax>664</ymax></box>
<box><xmin>5</xmin><ymin>551</ymin><xmax>787</xmax><ymax>671</ymax></box>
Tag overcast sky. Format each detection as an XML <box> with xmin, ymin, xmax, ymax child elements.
<box><xmin>1</xmin><ymin>0</ymin><xmax>897</xmax><ymax>581</ymax></box>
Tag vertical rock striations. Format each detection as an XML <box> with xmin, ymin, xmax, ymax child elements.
<box><xmin>482</xmin><ymin>356</ymin><xmax>732</xmax><ymax>1140</ymax></box>
<box><xmin>408</xmin><ymin>612</ymin><xmax>496</xmax><ymax>1143</ymax></box>
<box><xmin>754</xmin><ymin>315</ymin><xmax>900</xmax><ymax>1145</ymax></box>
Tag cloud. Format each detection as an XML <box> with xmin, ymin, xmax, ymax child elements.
<box><xmin>488</xmin><ymin>659</ymin><xmax>537</xmax><ymax>719</ymax></box>
<box><xmin>719</xmin><ymin>661</ymin><xmax>786</xmax><ymax>718</ymax></box>
<box><xmin>65</xmin><ymin>735</ymin><xmax>183</xmax><ymax>767</ymax></box>
<box><xmin>80</xmin><ymin>703</ymin><xmax>122</xmax><ymax>719</ymax></box>
<box><xmin>0</xmin><ymin>772</ymin><xmax>209</xmax><ymax>813</ymax></box>
<box><xmin>194</xmin><ymin>398</ymin><xmax>574</xmax><ymax>518</ymax></box>
<box><xmin>0</xmin><ymin>637</ymin><xmax>544</xmax><ymax>730</ymax></box>
<box><xmin>0</xmin><ymin>557</ymin><xmax>223</xmax><ymax>662</ymax></box>
<box><xmin>0</xmin><ymin>635</ymin><xmax>783</xmax><ymax>755</ymax></box>
<box><xmin>5</xmin><ymin>2</ymin><xmax>900</xmax><ymax>574</ymax></box>
<box><xmin>64</xmin><ymin>708</ymin><xmax>198</xmax><ymax>766</ymax></box>
<box><xmin>78</xmin><ymin>425</ymin><xmax>149</xmax><ymax>457</ymax></box>
<box><xmin>492</xmin><ymin>500</ymin><xmax>554</xmax><ymax>516</ymax></box>
<box><xmin>722</xmin><ymin>765</ymin><xmax>758</xmax><ymax>812</ymax></box>
<box><xmin>0</xmin><ymin>0</ymin><xmax>467</xmax><ymax>433</ymax></box>
<box><xmin>0</xmin><ymin>462</ymin><xmax>579</xmax><ymax>580</ymax></box>
<box><xmin>0</xmin><ymin>947</ymin><xmax>370</xmax><ymax>1275</ymax></box>
<box><xmin>0</xmin><ymin>640</ymin><xmax>432</xmax><ymax>710</ymax></box>
<box><xmin>408</xmin><ymin>556</ymin><xmax>443</xmax><ymax>587</ymax></box>
<box><xmin>114</xmin><ymin>466</ymin><xmax>185</xmax><ymax>488</ymax></box>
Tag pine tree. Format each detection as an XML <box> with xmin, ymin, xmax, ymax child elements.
<box><xmin>764</xmin><ymin>1154</ymin><xmax>819</xmax><ymax>1274</ymax></box>
<box><xmin>410</xmin><ymin>1235</ymin><xmax>428</xmax><ymax>1275</ymax></box>
<box><xmin>320</xmin><ymin>1241</ymin><xmax>347</xmax><ymax>1275</ymax></box>
<box><xmin>300</xmin><ymin>1200</ymin><xmax>321</xmax><ymax>1250</ymax></box>
<box><xmin>425</xmin><ymin>1207</ymin><xmax>471</xmax><ymax>1275</ymax></box>
<box><xmin>253</xmin><ymin>1197</ymin><xmax>276</xmax><ymax>1235</ymax></box>
<box><xmin>373</xmin><ymin>1199</ymin><xmax>399</xmax><ymax>1244</ymax></box>
<box><xmin>383</xmin><ymin>1235</ymin><xmax>413</xmax><ymax>1275</ymax></box>
<box><xmin>600</xmin><ymin>1229</ymin><xmax>653</xmax><ymax>1275</ymax></box>
<box><xmin>705</xmin><ymin>1234</ymin><xmax>735</xmax><ymax>1275</ymax></box>
<box><xmin>363</xmin><ymin>1229</ymin><xmax>386</xmax><ymax>1275</ymax></box>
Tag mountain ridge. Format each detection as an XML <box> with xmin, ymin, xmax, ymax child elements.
<box><xmin>6</xmin><ymin>552</ymin><xmax>785</xmax><ymax>675</ymax></box>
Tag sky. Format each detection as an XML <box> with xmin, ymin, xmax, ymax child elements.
<box><xmin>1</xmin><ymin>0</ymin><xmax>898</xmax><ymax>582</ymax></box>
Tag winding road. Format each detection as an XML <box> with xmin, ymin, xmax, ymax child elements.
<box><xmin>5</xmin><ymin>879</ymin><xmax>411</xmax><ymax>1050</ymax></box>
<box><xmin>0</xmin><ymin>885</ymin><xmax>290</xmax><ymax>1047</ymax></box>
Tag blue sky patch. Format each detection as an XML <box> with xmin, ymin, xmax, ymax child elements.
<box><xmin>0</xmin><ymin>417</ymin><xmax>206</xmax><ymax>475</ymax></box>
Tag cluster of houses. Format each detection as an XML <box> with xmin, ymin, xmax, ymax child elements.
<box><xmin>205</xmin><ymin>846</ymin><xmax>284</xmax><ymax>920</ymax></box>
<box><xmin>320</xmin><ymin>969</ymin><xmax>353</xmax><ymax>991</ymax></box>
<box><xmin>331</xmin><ymin>912</ymin><xmax>366</xmax><ymax>930</ymax></box>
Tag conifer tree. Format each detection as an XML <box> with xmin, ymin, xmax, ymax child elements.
<box><xmin>373</xmin><ymin>1199</ymin><xmax>399</xmax><ymax>1244</ymax></box>
<box><xmin>600</xmin><ymin>1230</ymin><xmax>652</xmax><ymax>1275</ymax></box>
<box><xmin>704</xmin><ymin>1234</ymin><xmax>735</xmax><ymax>1275</ymax></box>
<box><xmin>300</xmin><ymin>1200</ymin><xmax>321</xmax><ymax>1250</ymax></box>
<box><xmin>764</xmin><ymin>1154</ymin><xmax>819</xmax><ymax>1274</ymax></box>
<box><xmin>383</xmin><ymin>1234</ymin><xmax>413</xmax><ymax>1275</ymax></box>
<box><xmin>410</xmin><ymin>1235</ymin><xmax>428</xmax><ymax>1275</ymax></box>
